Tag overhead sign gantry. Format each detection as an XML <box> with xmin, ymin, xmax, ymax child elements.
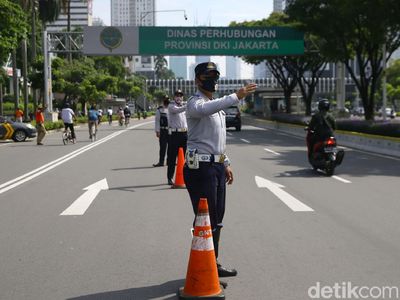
<box><xmin>83</xmin><ymin>26</ymin><xmax>304</xmax><ymax>56</ymax></box>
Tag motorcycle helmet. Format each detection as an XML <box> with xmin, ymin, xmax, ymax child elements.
<box><xmin>318</xmin><ymin>99</ymin><xmax>330</xmax><ymax>112</ymax></box>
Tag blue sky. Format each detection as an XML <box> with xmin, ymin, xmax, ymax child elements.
<box><xmin>93</xmin><ymin>0</ymin><xmax>273</xmax><ymax>26</ymax></box>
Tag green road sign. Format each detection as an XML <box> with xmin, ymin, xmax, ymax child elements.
<box><xmin>84</xmin><ymin>26</ymin><xmax>304</xmax><ymax>56</ymax></box>
<box><xmin>139</xmin><ymin>26</ymin><xmax>304</xmax><ymax>56</ymax></box>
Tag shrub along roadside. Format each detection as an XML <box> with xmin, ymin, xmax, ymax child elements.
<box><xmin>267</xmin><ymin>113</ymin><xmax>400</xmax><ymax>138</ymax></box>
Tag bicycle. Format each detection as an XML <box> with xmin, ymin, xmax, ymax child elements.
<box><xmin>124</xmin><ymin>116</ymin><xmax>130</xmax><ymax>127</ymax></box>
<box><xmin>62</xmin><ymin>129</ymin><xmax>75</xmax><ymax>145</ymax></box>
<box><xmin>89</xmin><ymin>120</ymin><xmax>97</xmax><ymax>142</ymax></box>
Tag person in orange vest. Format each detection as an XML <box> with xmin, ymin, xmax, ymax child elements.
<box><xmin>35</xmin><ymin>105</ymin><xmax>46</xmax><ymax>145</ymax></box>
<box><xmin>15</xmin><ymin>107</ymin><xmax>24</xmax><ymax>122</ymax></box>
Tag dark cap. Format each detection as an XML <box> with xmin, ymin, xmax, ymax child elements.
<box><xmin>195</xmin><ymin>62</ymin><xmax>220</xmax><ymax>76</ymax></box>
<box><xmin>174</xmin><ymin>89</ymin><xmax>184</xmax><ymax>96</ymax></box>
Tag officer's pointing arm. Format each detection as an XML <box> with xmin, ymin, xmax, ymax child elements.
<box><xmin>236</xmin><ymin>83</ymin><xmax>257</xmax><ymax>99</ymax></box>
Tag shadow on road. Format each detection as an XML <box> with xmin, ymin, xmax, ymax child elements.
<box><xmin>112</xmin><ymin>166</ymin><xmax>155</xmax><ymax>171</ymax></box>
<box><xmin>110</xmin><ymin>183</ymin><xmax>168</xmax><ymax>192</ymax></box>
<box><xmin>67</xmin><ymin>279</ymin><xmax>184</xmax><ymax>300</ymax></box>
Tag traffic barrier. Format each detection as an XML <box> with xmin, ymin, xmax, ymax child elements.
<box><xmin>178</xmin><ymin>198</ymin><xmax>225</xmax><ymax>299</ymax></box>
<box><xmin>172</xmin><ymin>147</ymin><xmax>186</xmax><ymax>189</ymax></box>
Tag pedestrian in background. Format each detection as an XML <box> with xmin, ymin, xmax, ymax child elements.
<box><xmin>107</xmin><ymin>107</ymin><xmax>113</xmax><ymax>125</ymax></box>
<box><xmin>183</xmin><ymin>62</ymin><xmax>257</xmax><ymax>277</ymax></box>
<box><xmin>153</xmin><ymin>95</ymin><xmax>170</xmax><ymax>167</ymax></box>
<box><xmin>15</xmin><ymin>107</ymin><xmax>24</xmax><ymax>122</ymax></box>
<box><xmin>167</xmin><ymin>89</ymin><xmax>187</xmax><ymax>185</ymax></box>
<box><xmin>35</xmin><ymin>105</ymin><xmax>46</xmax><ymax>145</ymax></box>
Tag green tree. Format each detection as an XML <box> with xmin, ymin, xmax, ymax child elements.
<box><xmin>93</xmin><ymin>56</ymin><xmax>126</xmax><ymax>78</ymax></box>
<box><xmin>384</xmin><ymin>59</ymin><xmax>400</xmax><ymax>107</ymax></box>
<box><xmin>154</xmin><ymin>55</ymin><xmax>175</xmax><ymax>79</ymax></box>
<box><xmin>286</xmin><ymin>0</ymin><xmax>400</xmax><ymax>120</ymax></box>
<box><xmin>232</xmin><ymin>13</ymin><xmax>299</xmax><ymax>113</ymax></box>
<box><xmin>0</xmin><ymin>0</ymin><xmax>27</xmax><ymax>64</ymax></box>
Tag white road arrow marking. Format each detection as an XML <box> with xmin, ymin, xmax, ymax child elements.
<box><xmin>60</xmin><ymin>178</ymin><xmax>109</xmax><ymax>216</ymax></box>
<box><xmin>241</xmin><ymin>138</ymin><xmax>250</xmax><ymax>143</ymax></box>
<box><xmin>264</xmin><ymin>148</ymin><xmax>281</xmax><ymax>155</ymax></box>
<box><xmin>255</xmin><ymin>176</ymin><xmax>314</xmax><ymax>212</ymax></box>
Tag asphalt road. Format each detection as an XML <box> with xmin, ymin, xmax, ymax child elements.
<box><xmin>0</xmin><ymin>117</ymin><xmax>399</xmax><ymax>300</ymax></box>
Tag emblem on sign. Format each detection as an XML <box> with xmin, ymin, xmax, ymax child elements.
<box><xmin>100</xmin><ymin>27</ymin><xmax>123</xmax><ymax>52</ymax></box>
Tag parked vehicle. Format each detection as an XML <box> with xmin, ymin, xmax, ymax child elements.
<box><xmin>378</xmin><ymin>107</ymin><xmax>396</xmax><ymax>119</ymax></box>
<box><xmin>0</xmin><ymin>116</ymin><xmax>37</xmax><ymax>142</ymax></box>
<box><xmin>305</xmin><ymin>126</ymin><xmax>345</xmax><ymax>176</ymax></box>
<box><xmin>223</xmin><ymin>106</ymin><xmax>242</xmax><ymax>131</ymax></box>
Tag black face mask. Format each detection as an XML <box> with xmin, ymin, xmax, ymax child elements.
<box><xmin>202</xmin><ymin>79</ymin><xmax>218</xmax><ymax>92</ymax></box>
<box><xmin>199</xmin><ymin>74</ymin><xmax>219</xmax><ymax>92</ymax></box>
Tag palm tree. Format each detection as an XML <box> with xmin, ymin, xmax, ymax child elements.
<box><xmin>154</xmin><ymin>55</ymin><xmax>168</xmax><ymax>80</ymax></box>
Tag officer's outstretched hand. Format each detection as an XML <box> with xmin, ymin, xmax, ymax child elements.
<box><xmin>236</xmin><ymin>83</ymin><xmax>257</xmax><ymax>99</ymax></box>
<box><xmin>225</xmin><ymin>166</ymin><xmax>233</xmax><ymax>185</ymax></box>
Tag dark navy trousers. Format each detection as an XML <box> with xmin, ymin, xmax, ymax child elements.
<box><xmin>158</xmin><ymin>129</ymin><xmax>169</xmax><ymax>165</ymax></box>
<box><xmin>183</xmin><ymin>162</ymin><xmax>226</xmax><ymax>231</ymax></box>
<box><xmin>167</xmin><ymin>132</ymin><xmax>187</xmax><ymax>180</ymax></box>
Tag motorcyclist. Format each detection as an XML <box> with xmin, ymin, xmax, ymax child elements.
<box><xmin>307</xmin><ymin>99</ymin><xmax>336</xmax><ymax>159</ymax></box>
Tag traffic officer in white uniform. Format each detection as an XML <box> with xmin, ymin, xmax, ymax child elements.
<box><xmin>167</xmin><ymin>89</ymin><xmax>187</xmax><ymax>185</ymax></box>
<box><xmin>153</xmin><ymin>95</ymin><xmax>170</xmax><ymax>167</ymax></box>
<box><xmin>183</xmin><ymin>62</ymin><xmax>257</xmax><ymax>277</ymax></box>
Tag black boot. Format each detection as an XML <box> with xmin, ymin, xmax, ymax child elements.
<box><xmin>213</xmin><ymin>227</ymin><xmax>238</xmax><ymax>277</ymax></box>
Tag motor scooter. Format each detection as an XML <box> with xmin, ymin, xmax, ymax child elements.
<box><xmin>305</xmin><ymin>127</ymin><xmax>345</xmax><ymax>176</ymax></box>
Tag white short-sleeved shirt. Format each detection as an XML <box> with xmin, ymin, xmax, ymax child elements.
<box><xmin>61</xmin><ymin>108</ymin><xmax>75</xmax><ymax>124</ymax></box>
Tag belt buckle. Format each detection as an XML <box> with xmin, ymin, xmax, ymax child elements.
<box><xmin>218</xmin><ymin>154</ymin><xmax>226</xmax><ymax>163</ymax></box>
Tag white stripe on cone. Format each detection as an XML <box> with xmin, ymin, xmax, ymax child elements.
<box><xmin>191</xmin><ymin>236</ymin><xmax>214</xmax><ymax>251</ymax></box>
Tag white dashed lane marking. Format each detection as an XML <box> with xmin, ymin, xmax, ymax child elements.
<box><xmin>264</xmin><ymin>148</ymin><xmax>281</xmax><ymax>155</ymax></box>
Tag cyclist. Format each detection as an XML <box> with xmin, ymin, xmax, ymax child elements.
<box><xmin>97</xmin><ymin>109</ymin><xmax>103</xmax><ymax>124</ymax></box>
<box><xmin>88</xmin><ymin>105</ymin><xmax>99</xmax><ymax>140</ymax></box>
<box><xmin>123</xmin><ymin>105</ymin><xmax>131</xmax><ymax>126</ymax></box>
<box><xmin>117</xmin><ymin>106</ymin><xmax>125</xmax><ymax>126</ymax></box>
<box><xmin>107</xmin><ymin>107</ymin><xmax>113</xmax><ymax>125</ymax></box>
<box><xmin>61</xmin><ymin>102</ymin><xmax>77</xmax><ymax>143</ymax></box>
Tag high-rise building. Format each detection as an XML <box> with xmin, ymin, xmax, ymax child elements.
<box><xmin>46</xmin><ymin>0</ymin><xmax>93</xmax><ymax>31</ymax></box>
<box><xmin>195</xmin><ymin>56</ymin><xmax>211</xmax><ymax>64</ymax></box>
<box><xmin>169</xmin><ymin>56</ymin><xmax>188</xmax><ymax>79</ymax></box>
<box><xmin>226</xmin><ymin>57</ymin><xmax>241</xmax><ymax>79</ymax></box>
<box><xmin>111</xmin><ymin>0</ymin><xmax>156</xmax><ymax>77</ymax></box>
<box><xmin>273</xmin><ymin>0</ymin><xmax>285</xmax><ymax>12</ymax></box>
<box><xmin>254</xmin><ymin>61</ymin><xmax>273</xmax><ymax>78</ymax></box>
<box><xmin>92</xmin><ymin>17</ymin><xmax>105</xmax><ymax>26</ymax></box>
<box><xmin>111</xmin><ymin>0</ymin><xmax>155</xmax><ymax>26</ymax></box>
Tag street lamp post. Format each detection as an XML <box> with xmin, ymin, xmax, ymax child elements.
<box><xmin>139</xmin><ymin>9</ymin><xmax>187</xmax><ymax>24</ymax></box>
<box><xmin>138</xmin><ymin>9</ymin><xmax>187</xmax><ymax>112</ymax></box>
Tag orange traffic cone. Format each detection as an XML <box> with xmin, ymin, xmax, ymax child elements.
<box><xmin>172</xmin><ymin>147</ymin><xmax>186</xmax><ymax>189</ymax></box>
<box><xmin>178</xmin><ymin>198</ymin><xmax>225</xmax><ymax>299</ymax></box>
